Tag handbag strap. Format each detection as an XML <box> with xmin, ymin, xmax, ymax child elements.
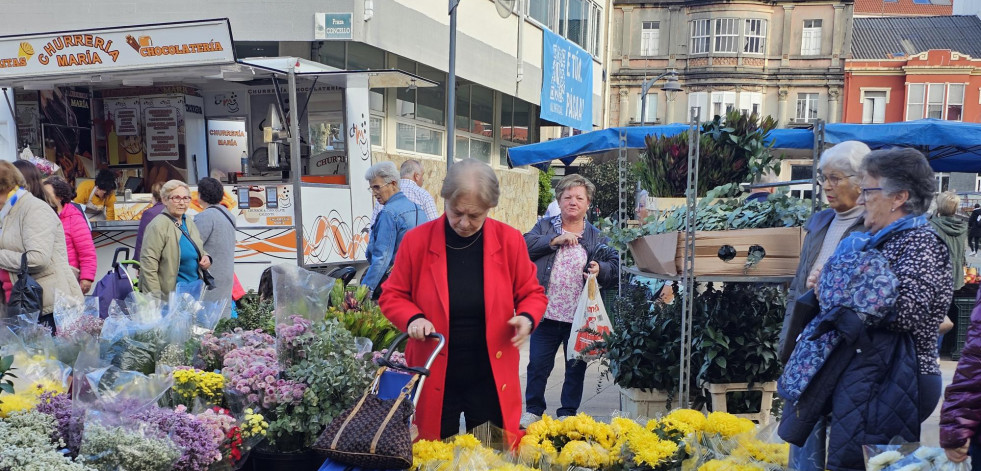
<box><xmin>19</xmin><ymin>252</ymin><xmax>28</xmax><ymax>276</ymax></box>
<box><xmin>162</xmin><ymin>213</ymin><xmax>205</xmax><ymax>262</ymax></box>
<box><xmin>330</xmin><ymin>367</ymin><xmax>420</xmax><ymax>451</ymax></box>
<box><xmin>208</xmin><ymin>205</ymin><xmax>236</xmax><ymax>229</ymax></box>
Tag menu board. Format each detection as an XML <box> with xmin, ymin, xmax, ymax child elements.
<box><xmin>143</xmin><ymin>98</ymin><xmax>181</xmax><ymax>161</ymax></box>
<box><xmin>104</xmin><ymin>97</ymin><xmax>144</xmax><ymax>165</ymax></box>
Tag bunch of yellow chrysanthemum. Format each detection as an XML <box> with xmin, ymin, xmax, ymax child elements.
<box><xmin>241</xmin><ymin>408</ymin><xmax>268</xmax><ymax>438</ymax></box>
<box><xmin>413</xmin><ymin>434</ymin><xmax>498</xmax><ymax>471</ymax></box>
<box><xmin>732</xmin><ymin>437</ymin><xmax>790</xmax><ymax>467</ymax></box>
<box><xmin>703</xmin><ymin>411</ymin><xmax>755</xmax><ymax>439</ymax></box>
<box><xmin>172</xmin><ymin>367</ymin><xmax>225</xmax><ymax>405</ymax></box>
<box><xmin>697</xmin><ymin>457</ymin><xmax>766</xmax><ymax>471</ymax></box>
<box><xmin>0</xmin><ymin>380</ymin><xmax>66</xmax><ymax>417</ymax></box>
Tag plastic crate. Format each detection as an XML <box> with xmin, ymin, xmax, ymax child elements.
<box><xmin>952</xmin><ymin>297</ymin><xmax>977</xmax><ymax>360</ymax></box>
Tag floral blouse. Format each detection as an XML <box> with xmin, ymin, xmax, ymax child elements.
<box><xmin>543</xmin><ymin>242</ymin><xmax>588</xmax><ymax>323</ymax></box>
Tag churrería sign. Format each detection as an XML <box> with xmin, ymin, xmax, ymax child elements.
<box><xmin>0</xmin><ymin>19</ymin><xmax>235</xmax><ymax>82</ymax></box>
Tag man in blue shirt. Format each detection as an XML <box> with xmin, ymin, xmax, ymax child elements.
<box><xmin>363</xmin><ymin>161</ymin><xmax>428</xmax><ymax>298</ymax></box>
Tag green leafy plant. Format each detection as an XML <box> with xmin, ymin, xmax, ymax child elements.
<box><xmin>537</xmin><ymin>166</ymin><xmax>556</xmax><ymax>215</ymax></box>
<box><xmin>634</xmin><ymin>111</ymin><xmax>780</xmax><ymax>197</ymax></box>
<box><xmin>578</xmin><ymin>159</ymin><xmax>638</xmax><ymax>219</ymax></box>
<box><xmin>325</xmin><ymin>279</ymin><xmax>400</xmax><ymax>351</ymax></box>
<box><xmin>0</xmin><ymin>355</ymin><xmax>15</xmax><ymax>398</ymax></box>
<box><xmin>216</xmin><ymin>290</ymin><xmax>275</xmax><ymax>335</ymax></box>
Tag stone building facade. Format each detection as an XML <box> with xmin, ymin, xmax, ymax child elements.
<box><xmin>608</xmin><ymin>0</ymin><xmax>855</xmax><ymax>127</ymax></box>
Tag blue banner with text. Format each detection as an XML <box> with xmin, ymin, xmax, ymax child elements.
<box><xmin>540</xmin><ymin>29</ymin><xmax>593</xmax><ymax>131</ymax></box>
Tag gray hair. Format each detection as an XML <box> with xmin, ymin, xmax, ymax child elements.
<box><xmin>364</xmin><ymin>161</ymin><xmax>400</xmax><ymax>184</ymax></box>
<box><xmin>160</xmin><ymin>179</ymin><xmax>190</xmax><ymax>201</ymax></box>
<box><xmin>440</xmin><ymin>158</ymin><xmax>500</xmax><ymax>208</ymax></box>
<box><xmin>861</xmin><ymin>147</ymin><xmax>936</xmax><ymax>215</ymax></box>
<box><xmin>400</xmin><ymin>159</ymin><xmax>423</xmax><ymax>178</ymax></box>
<box><xmin>554</xmin><ymin>174</ymin><xmax>596</xmax><ymax>203</ymax></box>
<box><xmin>935</xmin><ymin>190</ymin><xmax>961</xmax><ymax>217</ymax></box>
<box><xmin>819</xmin><ymin>141</ymin><xmax>871</xmax><ymax>184</ymax></box>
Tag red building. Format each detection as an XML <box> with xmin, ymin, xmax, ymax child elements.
<box><xmin>843</xmin><ymin>16</ymin><xmax>981</xmax><ymax>123</ymax></box>
<box><xmin>854</xmin><ymin>0</ymin><xmax>952</xmax><ymax>17</ymax></box>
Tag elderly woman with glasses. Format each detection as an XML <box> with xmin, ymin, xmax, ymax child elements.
<box><xmin>778</xmin><ymin>141</ymin><xmax>870</xmax><ymax>471</ymax></box>
<box><xmin>779</xmin><ymin>148</ymin><xmax>952</xmax><ymax>470</ymax></box>
<box><xmin>139</xmin><ymin>179</ymin><xmax>212</xmax><ymax>297</ymax></box>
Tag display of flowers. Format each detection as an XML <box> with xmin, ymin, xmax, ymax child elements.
<box><xmin>0</xmin><ymin>410</ymin><xmax>91</xmax><ymax>471</ymax></box>
<box><xmin>241</xmin><ymin>407</ymin><xmax>269</xmax><ymax>439</ymax></box>
<box><xmin>412</xmin><ymin>433</ymin><xmax>528</xmax><ymax>471</ymax></box>
<box><xmin>864</xmin><ymin>443</ymin><xmax>966</xmax><ymax>471</ymax></box>
<box><xmin>171</xmin><ymin>367</ymin><xmax>225</xmax><ymax>407</ymax></box>
<box><xmin>0</xmin><ymin>353</ymin><xmax>69</xmax><ymax>417</ymax></box>
<box><xmin>55</xmin><ymin>315</ymin><xmax>104</xmax><ymax>340</ymax></box>
<box><xmin>132</xmin><ymin>405</ymin><xmax>223</xmax><ymax>471</ymax></box>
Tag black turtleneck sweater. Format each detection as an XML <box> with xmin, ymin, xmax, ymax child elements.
<box><xmin>445</xmin><ymin>218</ymin><xmax>486</xmax><ymax>357</ymax></box>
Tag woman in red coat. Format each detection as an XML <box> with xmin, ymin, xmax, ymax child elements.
<box><xmin>379</xmin><ymin>158</ymin><xmax>547</xmax><ymax>442</ymax></box>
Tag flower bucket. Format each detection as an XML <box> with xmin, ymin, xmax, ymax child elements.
<box><xmin>619</xmin><ymin>387</ymin><xmax>673</xmax><ymax>418</ymax></box>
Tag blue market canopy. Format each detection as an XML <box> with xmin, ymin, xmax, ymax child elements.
<box><xmin>508</xmin><ymin>119</ymin><xmax>981</xmax><ymax>172</ymax></box>
<box><xmin>507</xmin><ymin>124</ymin><xmax>814</xmax><ymax>167</ymax></box>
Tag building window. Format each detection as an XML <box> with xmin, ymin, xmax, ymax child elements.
<box><xmin>641</xmin><ymin>21</ymin><xmax>660</xmax><ymax>56</ymax></box>
<box><xmin>795</xmin><ymin>93</ymin><xmax>819</xmax><ymax>122</ymax></box>
<box><xmin>528</xmin><ymin>0</ymin><xmax>555</xmax><ymax>28</ymax></box>
<box><xmin>690</xmin><ymin>19</ymin><xmax>711</xmax><ymax>55</ymax></box>
<box><xmin>862</xmin><ymin>91</ymin><xmax>887</xmax><ymax>124</ymax></box>
<box><xmin>927</xmin><ymin>83</ymin><xmax>945</xmax><ymax>119</ymax></box>
<box><xmin>739</xmin><ymin>92</ymin><xmax>763</xmax><ymax>115</ymax></box>
<box><xmin>396</xmin><ymin>122</ymin><xmax>443</xmax><ymax>155</ymax></box>
<box><xmin>948</xmin><ymin>84</ymin><xmax>965</xmax><ymax>121</ymax></box>
<box><xmin>688</xmin><ymin>92</ymin><xmax>708</xmax><ymax>121</ymax></box>
<box><xmin>713</xmin><ymin>18</ymin><xmax>738</xmax><ymax>53</ymax></box>
<box><xmin>907</xmin><ymin>83</ymin><xmax>924</xmax><ymax>120</ymax></box>
<box><xmin>501</xmin><ymin>95</ymin><xmax>534</xmax><ymax>145</ymax></box>
<box><xmin>801</xmin><ymin>20</ymin><xmax>822</xmax><ymax>56</ymax></box>
<box><xmin>637</xmin><ymin>93</ymin><xmax>657</xmax><ymax>123</ymax></box>
<box><xmin>455</xmin><ymin>136</ymin><xmax>492</xmax><ymax>163</ymax></box>
<box><xmin>711</xmin><ymin>91</ymin><xmax>736</xmax><ymax>118</ymax></box>
<box><xmin>744</xmin><ymin>19</ymin><xmax>766</xmax><ymax>54</ymax></box>
<box><xmin>370</xmin><ymin>116</ymin><xmax>382</xmax><ymax>147</ymax></box>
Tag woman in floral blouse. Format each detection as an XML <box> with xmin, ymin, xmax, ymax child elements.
<box><xmin>521</xmin><ymin>174</ymin><xmax>619</xmax><ymax>428</ymax></box>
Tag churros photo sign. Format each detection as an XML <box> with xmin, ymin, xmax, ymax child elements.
<box><xmin>0</xmin><ymin>19</ymin><xmax>235</xmax><ymax>81</ymax></box>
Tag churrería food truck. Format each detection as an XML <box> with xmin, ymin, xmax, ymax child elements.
<box><xmin>0</xmin><ymin>19</ymin><xmax>434</xmax><ymax>288</ymax></box>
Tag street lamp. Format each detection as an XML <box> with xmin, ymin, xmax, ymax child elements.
<box><xmin>639</xmin><ymin>69</ymin><xmax>683</xmax><ymax>127</ymax></box>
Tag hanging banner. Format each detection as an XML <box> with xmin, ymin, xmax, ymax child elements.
<box><xmin>0</xmin><ymin>19</ymin><xmax>235</xmax><ymax>82</ymax></box>
<box><xmin>540</xmin><ymin>29</ymin><xmax>593</xmax><ymax>132</ymax></box>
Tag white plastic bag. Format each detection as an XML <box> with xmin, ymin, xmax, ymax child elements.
<box><xmin>566</xmin><ymin>273</ymin><xmax>613</xmax><ymax>361</ymax></box>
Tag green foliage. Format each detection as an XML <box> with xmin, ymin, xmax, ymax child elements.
<box><xmin>216</xmin><ymin>290</ymin><xmax>275</xmax><ymax>335</ymax></box>
<box><xmin>265</xmin><ymin>318</ymin><xmax>373</xmax><ymax>451</ymax></box>
<box><xmin>634</xmin><ymin>111</ymin><xmax>780</xmax><ymax>197</ymax></box>
<box><xmin>325</xmin><ymin>279</ymin><xmax>400</xmax><ymax>352</ymax></box>
<box><xmin>0</xmin><ymin>355</ymin><xmax>15</xmax><ymax>397</ymax></box>
<box><xmin>537</xmin><ymin>166</ymin><xmax>556</xmax><ymax>215</ymax></box>
<box><xmin>578</xmin><ymin>160</ymin><xmax>638</xmax><ymax>219</ymax></box>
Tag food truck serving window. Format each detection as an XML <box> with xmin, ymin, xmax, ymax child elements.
<box><xmin>303</xmin><ymin>90</ymin><xmax>347</xmax><ymax>185</ymax></box>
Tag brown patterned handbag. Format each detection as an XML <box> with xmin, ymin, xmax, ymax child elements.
<box><xmin>312</xmin><ymin>369</ymin><xmax>419</xmax><ymax>469</ymax></box>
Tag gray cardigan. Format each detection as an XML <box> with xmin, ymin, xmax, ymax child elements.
<box><xmin>523</xmin><ymin>216</ymin><xmax>619</xmax><ymax>292</ymax></box>
<box><xmin>194</xmin><ymin>205</ymin><xmax>236</xmax><ymax>317</ymax></box>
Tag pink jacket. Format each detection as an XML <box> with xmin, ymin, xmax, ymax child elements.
<box><xmin>60</xmin><ymin>203</ymin><xmax>97</xmax><ymax>281</ymax></box>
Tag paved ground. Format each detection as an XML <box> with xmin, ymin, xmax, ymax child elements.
<box><xmin>515</xmin><ymin>327</ymin><xmax>962</xmax><ymax>447</ymax></box>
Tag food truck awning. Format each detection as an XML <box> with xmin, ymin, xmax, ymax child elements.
<box><xmin>0</xmin><ymin>19</ymin><xmax>436</xmax><ymax>90</ymax></box>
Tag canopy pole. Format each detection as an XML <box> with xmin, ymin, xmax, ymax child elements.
<box><xmin>289</xmin><ymin>66</ymin><xmax>305</xmax><ymax>267</ymax></box>
<box><xmin>812</xmin><ymin>120</ymin><xmax>825</xmax><ymax>216</ymax></box>
<box><xmin>617</xmin><ymin>128</ymin><xmax>628</xmax><ymax>296</ymax></box>
<box><xmin>678</xmin><ymin>108</ymin><xmax>700</xmax><ymax>409</ymax></box>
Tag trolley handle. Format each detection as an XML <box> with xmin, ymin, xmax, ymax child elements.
<box><xmin>379</xmin><ymin>332</ymin><xmax>446</xmax><ymax>376</ymax></box>
<box><xmin>112</xmin><ymin>247</ymin><xmax>131</xmax><ymax>266</ymax></box>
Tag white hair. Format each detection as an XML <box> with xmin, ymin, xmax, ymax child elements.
<box><xmin>400</xmin><ymin>159</ymin><xmax>423</xmax><ymax>178</ymax></box>
<box><xmin>364</xmin><ymin>161</ymin><xmax>400</xmax><ymax>184</ymax></box>
<box><xmin>818</xmin><ymin>141</ymin><xmax>871</xmax><ymax>181</ymax></box>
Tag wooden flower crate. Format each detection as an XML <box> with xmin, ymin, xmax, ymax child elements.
<box><xmin>628</xmin><ymin>227</ymin><xmax>803</xmax><ymax>277</ymax></box>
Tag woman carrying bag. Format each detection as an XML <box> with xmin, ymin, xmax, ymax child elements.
<box><xmin>0</xmin><ymin>161</ymin><xmax>81</xmax><ymax>321</ymax></box>
<box><xmin>140</xmin><ymin>180</ymin><xmax>212</xmax><ymax>297</ymax></box>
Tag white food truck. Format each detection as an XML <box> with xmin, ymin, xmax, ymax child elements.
<box><xmin>0</xmin><ymin>19</ymin><xmax>434</xmax><ymax>289</ymax></box>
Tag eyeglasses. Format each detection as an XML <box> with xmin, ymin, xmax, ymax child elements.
<box><xmin>369</xmin><ymin>182</ymin><xmax>393</xmax><ymax>192</ymax></box>
<box><xmin>859</xmin><ymin>187</ymin><xmax>883</xmax><ymax>198</ymax></box>
<box><xmin>816</xmin><ymin>173</ymin><xmax>855</xmax><ymax>187</ymax></box>
<box><xmin>169</xmin><ymin>196</ymin><xmax>192</xmax><ymax>203</ymax></box>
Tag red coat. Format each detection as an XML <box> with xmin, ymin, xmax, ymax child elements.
<box><xmin>379</xmin><ymin>216</ymin><xmax>547</xmax><ymax>441</ymax></box>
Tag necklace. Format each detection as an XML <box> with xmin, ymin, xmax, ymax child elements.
<box><xmin>446</xmin><ymin>231</ymin><xmax>483</xmax><ymax>250</ymax></box>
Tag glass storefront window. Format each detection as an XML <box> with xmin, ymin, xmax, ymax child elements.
<box><xmin>348</xmin><ymin>42</ymin><xmax>385</xmax><ymax>70</ymax></box>
<box><xmin>416</xmin><ymin>64</ymin><xmax>445</xmax><ymax>125</ymax></box>
<box><xmin>456</xmin><ymin>84</ymin><xmax>472</xmax><ymax>132</ymax></box>
<box><xmin>500</xmin><ymin>96</ymin><xmax>514</xmax><ymax>142</ymax></box>
<box><xmin>370</xmin><ymin>116</ymin><xmax>382</xmax><ymax>147</ymax></box>
<box><xmin>415</xmin><ymin>126</ymin><xmax>442</xmax><ymax>155</ymax></box>
<box><xmin>471</xmin><ymin>85</ymin><xmax>494</xmax><ymax>137</ymax></box>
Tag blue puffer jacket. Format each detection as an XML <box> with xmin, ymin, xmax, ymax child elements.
<box><xmin>779</xmin><ymin>325</ymin><xmax>919</xmax><ymax>471</ymax></box>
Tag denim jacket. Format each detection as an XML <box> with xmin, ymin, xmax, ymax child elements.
<box><xmin>363</xmin><ymin>192</ymin><xmax>428</xmax><ymax>290</ymax></box>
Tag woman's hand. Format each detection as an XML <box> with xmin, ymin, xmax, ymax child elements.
<box><xmin>199</xmin><ymin>255</ymin><xmax>212</xmax><ymax>270</ymax></box>
<box><xmin>945</xmin><ymin>445</ymin><xmax>970</xmax><ymax>463</ymax></box>
<box><xmin>408</xmin><ymin>318</ymin><xmax>435</xmax><ymax>341</ymax></box>
<box><xmin>805</xmin><ymin>267</ymin><xmax>821</xmax><ymax>294</ymax></box>
<box><xmin>508</xmin><ymin>316</ymin><xmax>534</xmax><ymax>347</ymax></box>
<box><xmin>550</xmin><ymin>232</ymin><xmax>581</xmax><ymax>247</ymax></box>
<box><xmin>79</xmin><ymin>279</ymin><xmax>92</xmax><ymax>294</ymax></box>
<box><xmin>584</xmin><ymin>261</ymin><xmax>599</xmax><ymax>277</ymax></box>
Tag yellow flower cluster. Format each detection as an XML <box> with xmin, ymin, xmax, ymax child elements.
<box><xmin>703</xmin><ymin>411</ymin><xmax>755</xmax><ymax>438</ymax></box>
<box><xmin>657</xmin><ymin>408</ymin><xmax>708</xmax><ymax>435</ymax></box>
<box><xmin>732</xmin><ymin>437</ymin><xmax>790</xmax><ymax>467</ymax></box>
<box><xmin>556</xmin><ymin>440</ymin><xmax>612</xmax><ymax>468</ymax></box>
<box><xmin>0</xmin><ymin>381</ymin><xmax>66</xmax><ymax>417</ymax></box>
<box><xmin>697</xmin><ymin>458</ymin><xmax>766</xmax><ymax>471</ymax></box>
<box><xmin>519</xmin><ymin>413</ymin><xmax>616</xmax><ymax>465</ymax></box>
<box><xmin>173</xmin><ymin>368</ymin><xmax>224</xmax><ymax>405</ymax></box>
<box><xmin>412</xmin><ymin>434</ymin><xmax>497</xmax><ymax>471</ymax></box>
<box><xmin>242</xmin><ymin>408</ymin><xmax>268</xmax><ymax>438</ymax></box>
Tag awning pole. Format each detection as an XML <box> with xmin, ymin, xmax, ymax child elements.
<box><xmin>289</xmin><ymin>66</ymin><xmax>305</xmax><ymax>267</ymax></box>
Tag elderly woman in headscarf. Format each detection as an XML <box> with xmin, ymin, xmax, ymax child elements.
<box><xmin>779</xmin><ymin>148</ymin><xmax>952</xmax><ymax>470</ymax></box>
<box><xmin>380</xmin><ymin>159</ymin><xmax>547</xmax><ymax>442</ymax></box>
<box><xmin>778</xmin><ymin>141</ymin><xmax>870</xmax><ymax>471</ymax></box>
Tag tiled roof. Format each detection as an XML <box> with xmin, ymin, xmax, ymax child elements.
<box><xmin>851</xmin><ymin>16</ymin><xmax>981</xmax><ymax>59</ymax></box>
<box><xmin>854</xmin><ymin>0</ymin><xmax>953</xmax><ymax>16</ymax></box>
